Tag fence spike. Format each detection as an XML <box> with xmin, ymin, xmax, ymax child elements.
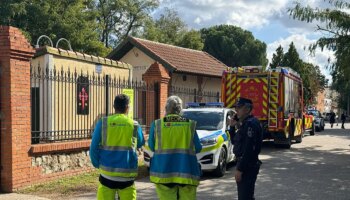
<box><xmin>45</xmin><ymin>63</ymin><xmax>49</xmax><ymax>75</ymax></box>
<box><xmin>61</xmin><ymin>65</ymin><xmax>64</xmax><ymax>76</ymax></box>
<box><xmin>67</xmin><ymin>67</ymin><xmax>70</xmax><ymax>78</ymax></box>
<box><xmin>37</xmin><ymin>62</ymin><xmax>41</xmax><ymax>74</ymax></box>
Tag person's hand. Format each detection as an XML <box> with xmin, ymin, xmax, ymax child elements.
<box><xmin>229</xmin><ymin>115</ymin><xmax>238</xmax><ymax>126</ymax></box>
<box><xmin>235</xmin><ymin>169</ymin><xmax>242</xmax><ymax>182</ymax></box>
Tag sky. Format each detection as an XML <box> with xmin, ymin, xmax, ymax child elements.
<box><xmin>153</xmin><ymin>0</ymin><xmax>337</xmax><ymax>82</ymax></box>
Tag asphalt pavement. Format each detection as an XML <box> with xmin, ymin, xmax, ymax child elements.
<box><xmin>1</xmin><ymin>122</ymin><xmax>349</xmax><ymax>200</ymax></box>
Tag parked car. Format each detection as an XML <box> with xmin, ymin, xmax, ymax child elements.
<box><xmin>308</xmin><ymin>110</ymin><xmax>325</xmax><ymax>131</ymax></box>
<box><xmin>323</xmin><ymin>112</ymin><xmax>331</xmax><ymax>121</ymax></box>
<box><xmin>143</xmin><ymin>102</ymin><xmax>236</xmax><ymax>177</ymax></box>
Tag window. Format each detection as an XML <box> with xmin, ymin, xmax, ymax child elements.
<box><xmin>182</xmin><ymin>111</ymin><xmax>224</xmax><ymax>130</ymax></box>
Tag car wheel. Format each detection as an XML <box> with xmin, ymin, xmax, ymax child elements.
<box><xmin>295</xmin><ymin>134</ymin><xmax>302</xmax><ymax>143</ymax></box>
<box><xmin>316</xmin><ymin>126</ymin><xmax>321</xmax><ymax>132</ymax></box>
<box><xmin>283</xmin><ymin>134</ymin><xmax>292</xmax><ymax>148</ymax></box>
<box><xmin>321</xmin><ymin>122</ymin><xmax>325</xmax><ymax>131</ymax></box>
<box><xmin>310</xmin><ymin>122</ymin><xmax>315</xmax><ymax>136</ymax></box>
<box><xmin>213</xmin><ymin>147</ymin><xmax>227</xmax><ymax>177</ymax></box>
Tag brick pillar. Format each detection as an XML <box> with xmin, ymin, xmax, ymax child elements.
<box><xmin>143</xmin><ymin>62</ymin><xmax>170</xmax><ymax>126</ymax></box>
<box><xmin>0</xmin><ymin>26</ymin><xmax>35</xmax><ymax>192</ymax></box>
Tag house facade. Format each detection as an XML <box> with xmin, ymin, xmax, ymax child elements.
<box><xmin>108</xmin><ymin>36</ymin><xmax>228</xmax><ymax>104</ymax></box>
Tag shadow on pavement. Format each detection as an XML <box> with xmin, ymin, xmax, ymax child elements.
<box><xmin>256</xmin><ymin>130</ymin><xmax>350</xmax><ymax>200</ymax></box>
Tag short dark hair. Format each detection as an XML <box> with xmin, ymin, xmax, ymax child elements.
<box><xmin>245</xmin><ymin>104</ymin><xmax>253</xmax><ymax>112</ymax></box>
<box><xmin>114</xmin><ymin>94</ymin><xmax>130</xmax><ymax>113</ymax></box>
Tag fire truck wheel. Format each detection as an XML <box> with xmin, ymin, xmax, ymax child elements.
<box><xmin>275</xmin><ymin>137</ymin><xmax>291</xmax><ymax>148</ymax></box>
<box><xmin>213</xmin><ymin>147</ymin><xmax>227</xmax><ymax>177</ymax></box>
<box><xmin>295</xmin><ymin>135</ymin><xmax>302</xmax><ymax>143</ymax></box>
<box><xmin>310</xmin><ymin>122</ymin><xmax>315</xmax><ymax>136</ymax></box>
<box><xmin>284</xmin><ymin>137</ymin><xmax>292</xmax><ymax>149</ymax></box>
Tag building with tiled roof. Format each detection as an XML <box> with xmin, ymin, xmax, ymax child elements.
<box><xmin>108</xmin><ymin>36</ymin><xmax>229</xmax><ymax>102</ymax></box>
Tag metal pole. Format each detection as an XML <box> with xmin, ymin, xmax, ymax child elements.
<box><xmin>105</xmin><ymin>75</ymin><xmax>109</xmax><ymax>116</ymax></box>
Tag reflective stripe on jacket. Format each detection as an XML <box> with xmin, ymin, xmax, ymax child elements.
<box><xmin>150</xmin><ymin>115</ymin><xmax>201</xmax><ymax>186</ymax></box>
<box><xmin>99</xmin><ymin>114</ymin><xmax>138</xmax><ymax>178</ymax></box>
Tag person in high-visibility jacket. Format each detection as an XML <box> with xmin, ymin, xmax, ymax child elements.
<box><xmin>148</xmin><ymin>96</ymin><xmax>202</xmax><ymax>200</ymax></box>
<box><xmin>90</xmin><ymin>94</ymin><xmax>145</xmax><ymax>200</ymax></box>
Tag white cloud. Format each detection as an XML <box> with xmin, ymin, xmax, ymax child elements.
<box><xmin>155</xmin><ymin>0</ymin><xmax>336</xmax><ymax>82</ymax></box>
<box><xmin>157</xmin><ymin>0</ymin><xmax>289</xmax><ymax>29</ymax></box>
<box><xmin>267</xmin><ymin>34</ymin><xmax>335</xmax><ymax>82</ymax></box>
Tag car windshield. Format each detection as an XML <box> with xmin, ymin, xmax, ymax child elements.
<box><xmin>182</xmin><ymin>110</ymin><xmax>224</xmax><ymax>130</ymax></box>
<box><xmin>308</xmin><ymin>110</ymin><xmax>319</xmax><ymax>117</ymax></box>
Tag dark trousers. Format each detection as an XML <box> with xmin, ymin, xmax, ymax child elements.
<box><xmin>236</xmin><ymin>165</ymin><xmax>260</xmax><ymax>200</ymax></box>
<box><xmin>342</xmin><ymin>121</ymin><xmax>345</xmax><ymax>129</ymax></box>
<box><xmin>99</xmin><ymin>175</ymin><xmax>134</xmax><ymax>189</ymax></box>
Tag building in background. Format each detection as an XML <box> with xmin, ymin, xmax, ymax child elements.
<box><xmin>108</xmin><ymin>36</ymin><xmax>228</xmax><ymax>104</ymax></box>
<box><xmin>317</xmin><ymin>87</ymin><xmax>339</xmax><ymax>117</ymax></box>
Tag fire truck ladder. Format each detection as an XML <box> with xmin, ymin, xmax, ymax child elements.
<box><xmin>268</xmin><ymin>72</ymin><xmax>279</xmax><ymax>128</ymax></box>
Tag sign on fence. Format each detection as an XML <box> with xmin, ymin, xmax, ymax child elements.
<box><xmin>77</xmin><ymin>76</ymin><xmax>89</xmax><ymax>115</ymax></box>
<box><xmin>122</xmin><ymin>89</ymin><xmax>134</xmax><ymax>120</ymax></box>
<box><xmin>95</xmin><ymin>64</ymin><xmax>102</xmax><ymax>74</ymax></box>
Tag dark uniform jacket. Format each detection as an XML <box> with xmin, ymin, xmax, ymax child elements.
<box><xmin>231</xmin><ymin>115</ymin><xmax>263</xmax><ymax>172</ymax></box>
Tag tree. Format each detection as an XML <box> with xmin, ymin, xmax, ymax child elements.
<box><xmin>139</xmin><ymin>8</ymin><xmax>204</xmax><ymax>50</ymax></box>
<box><xmin>95</xmin><ymin>0</ymin><xmax>158</xmax><ymax>48</ymax></box>
<box><xmin>154</xmin><ymin>8</ymin><xmax>186</xmax><ymax>44</ymax></box>
<box><xmin>289</xmin><ymin>0</ymin><xmax>350</xmax><ymax>110</ymax></box>
<box><xmin>200</xmin><ymin>25</ymin><xmax>268</xmax><ymax>67</ymax></box>
<box><xmin>301</xmin><ymin>62</ymin><xmax>323</xmax><ymax>103</ymax></box>
<box><xmin>176</xmin><ymin>30</ymin><xmax>204</xmax><ymax>50</ymax></box>
<box><xmin>281</xmin><ymin>42</ymin><xmax>302</xmax><ymax>73</ymax></box>
<box><xmin>270</xmin><ymin>45</ymin><xmax>284</xmax><ymax>69</ymax></box>
<box><xmin>314</xmin><ymin>65</ymin><xmax>328</xmax><ymax>92</ymax></box>
<box><xmin>0</xmin><ymin>0</ymin><xmax>110</xmax><ymax>56</ymax></box>
<box><xmin>142</xmin><ymin>9</ymin><xmax>184</xmax><ymax>43</ymax></box>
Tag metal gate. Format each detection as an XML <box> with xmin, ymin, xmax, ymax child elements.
<box><xmin>30</xmin><ymin>64</ymin><xmax>158</xmax><ymax>144</ymax></box>
<box><xmin>169</xmin><ymin>86</ymin><xmax>220</xmax><ymax>105</ymax></box>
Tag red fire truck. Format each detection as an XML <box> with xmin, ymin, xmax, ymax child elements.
<box><xmin>222</xmin><ymin>66</ymin><xmax>314</xmax><ymax>148</ymax></box>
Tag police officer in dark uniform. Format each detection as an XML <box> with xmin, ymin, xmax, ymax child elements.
<box><xmin>229</xmin><ymin>97</ymin><xmax>263</xmax><ymax>200</ymax></box>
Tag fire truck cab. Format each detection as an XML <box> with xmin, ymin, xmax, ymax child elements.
<box><xmin>222</xmin><ymin>66</ymin><xmax>314</xmax><ymax>148</ymax></box>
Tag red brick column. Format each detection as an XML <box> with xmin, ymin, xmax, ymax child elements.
<box><xmin>0</xmin><ymin>26</ymin><xmax>34</xmax><ymax>192</ymax></box>
<box><xmin>143</xmin><ymin>62</ymin><xmax>170</xmax><ymax>126</ymax></box>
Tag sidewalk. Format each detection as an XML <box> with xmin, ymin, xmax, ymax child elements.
<box><xmin>0</xmin><ymin>193</ymin><xmax>50</xmax><ymax>200</ymax></box>
<box><xmin>67</xmin><ymin>176</ymin><xmax>156</xmax><ymax>200</ymax></box>
<box><xmin>0</xmin><ymin>176</ymin><xmax>155</xmax><ymax>200</ymax></box>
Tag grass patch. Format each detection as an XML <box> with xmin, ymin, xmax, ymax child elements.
<box><xmin>19</xmin><ymin>162</ymin><xmax>149</xmax><ymax>198</ymax></box>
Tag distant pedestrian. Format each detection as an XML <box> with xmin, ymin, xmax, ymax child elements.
<box><xmin>229</xmin><ymin>97</ymin><xmax>263</xmax><ymax>200</ymax></box>
<box><xmin>90</xmin><ymin>94</ymin><xmax>145</xmax><ymax>200</ymax></box>
<box><xmin>330</xmin><ymin>111</ymin><xmax>336</xmax><ymax>128</ymax></box>
<box><xmin>341</xmin><ymin>113</ymin><xmax>346</xmax><ymax>129</ymax></box>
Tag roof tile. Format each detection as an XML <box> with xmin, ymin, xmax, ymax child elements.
<box><xmin>131</xmin><ymin>37</ymin><xmax>227</xmax><ymax>77</ymax></box>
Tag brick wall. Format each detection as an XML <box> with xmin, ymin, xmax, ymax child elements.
<box><xmin>0</xmin><ymin>26</ymin><xmax>35</xmax><ymax>191</ymax></box>
<box><xmin>0</xmin><ymin>26</ymin><xmax>93</xmax><ymax>192</ymax></box>
<box><xmin>143</xmin><ymin>62</ymin><xmax>170</xmax><ymax>126</ymax></box>
<box><xmin>0</xmin><ymin>27</ymin><xmax>171</xmax><ymax>192</ymax></box>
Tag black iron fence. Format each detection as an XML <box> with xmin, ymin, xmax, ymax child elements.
<box><xmin>169</xmin><ymin>86</ymin><xmax>221</xmax><ymax>105</ymax></box>
<box><xmin>30</xmin><ymin>64</ymin><xmax>158</xmax><ymax>144</ymax></box>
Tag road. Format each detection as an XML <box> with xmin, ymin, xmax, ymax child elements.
<box><xmin>21</xmin><ymin>122</ymin><xmax>349</xmax><ymax>200</ymax></box>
